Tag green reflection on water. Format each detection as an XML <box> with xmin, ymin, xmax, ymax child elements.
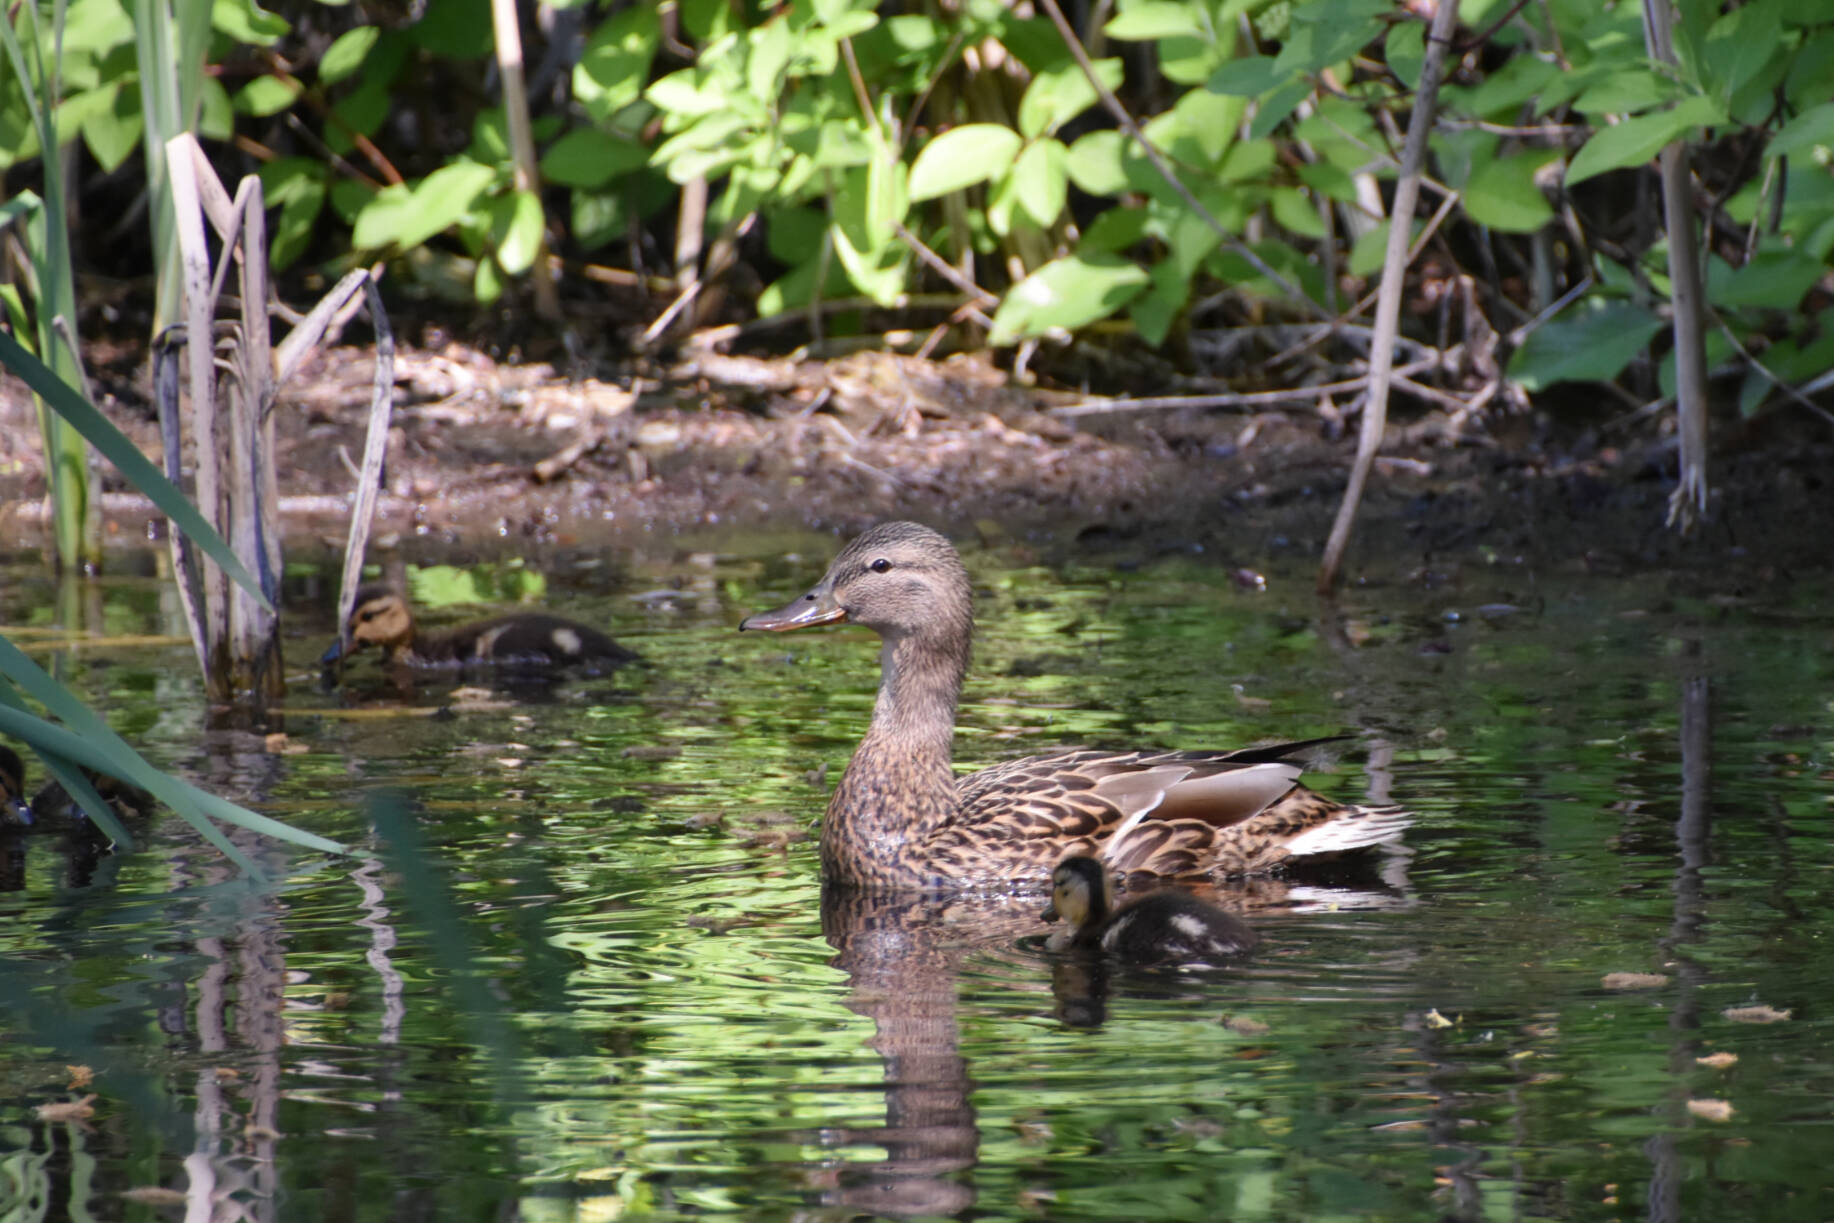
<box><xmin>0</xmin><ymin>535</ymin><xmax>1831</xmax><ymax>1221</ymax></box>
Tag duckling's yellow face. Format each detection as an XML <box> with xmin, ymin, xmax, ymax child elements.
<box><xmin>347</xmin><ymin>592</ymin><xmax>414</xmax><ymax>653</ymax></box>
<box><xmin>1043</xmin><ymin>857</ymin><xmax>1111</xmax><ymax>929</ymax></box>
<box><xmin>1044</xmin><ymin>865</ymin><xmax>1092</xmax><ymax>928</ymax></box>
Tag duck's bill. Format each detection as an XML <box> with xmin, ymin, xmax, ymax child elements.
<box><xmin>739</xmin><ymin>588</ymin><xmax>847</xmax><ymax>631</ymax></box>
<box><xmin>1040</xmin><ymin>901</ymin><xmax>1059</xmax><ymax>923</ymax></box>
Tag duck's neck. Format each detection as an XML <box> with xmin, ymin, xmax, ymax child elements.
<box><xmin>822</xmin><ymin>630</ymin><xmax>967</xmax><ymax>888</ymax></box>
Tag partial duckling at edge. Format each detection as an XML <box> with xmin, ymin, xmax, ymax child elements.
<box><xmin>0</xmin><ymin>743</ymin><xmax>155</xmax><ymax>833</ymax></box>
<box><xmin>322</xmin><ymin>583</ymin><xmax>638</xmax><ymax>670</ymax></box>
<box><xmin>1042</xmin><ymin>855</ymin><xmax>1259</xmax><ymax>965</ymax></box>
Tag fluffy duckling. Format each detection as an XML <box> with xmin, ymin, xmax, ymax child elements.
<box><xmin>0</xmin><ymin>744</ymin><xmax>154</xmax><ymax>832</ymax></box>
<box><xmin>322</xmin><ymin>583</ymin><xmax>638</xmax><ymax>670</ymax></box>
<box><xmin>0</xmin><ymin>746</ymin><xmax>33</xmax><ymax>827</ymax></box>
<box><xmin>1042</xmin><ymin>855</ymin><xmax>1260</xmax><ymax>965</ymax></box>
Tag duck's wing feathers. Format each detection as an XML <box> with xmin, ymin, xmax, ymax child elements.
<box><xmin>951</xmin><ymin>741</ymin><xmax>1409</xmax><ymax>879</ymax></box>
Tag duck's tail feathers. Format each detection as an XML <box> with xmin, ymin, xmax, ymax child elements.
<box><xmin>1282</xmin><ymin>803</ymin><xmax>1412</xmax><ymax>859</ymax></box>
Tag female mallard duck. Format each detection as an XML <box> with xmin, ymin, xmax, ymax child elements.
<box><xmin>1042</xmin><ymin>855</ymin><xmax>1258</xmax><ymax>963</ymax></box>
<box><xmin>741</xmin><ymin>521</ymin><xmax>1408</xmax><ymax>890</ymax></box>
<box><xmin>322</xmin><ymin>583</ymin><xmax>638</xmax><ymax>670</ymax></box>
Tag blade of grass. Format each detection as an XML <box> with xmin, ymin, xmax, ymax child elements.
<box><xmin>0</xmin><ymin>639</ymin><xmax>345</xmax><ymax>858</ymax></box>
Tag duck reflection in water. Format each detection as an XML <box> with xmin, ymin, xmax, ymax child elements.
<box><xmin>815</xmin><ymin>886</ymin><xmax>1042</xmax><ymax>1217</ymax></box>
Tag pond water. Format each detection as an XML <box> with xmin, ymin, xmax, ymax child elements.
<box><xmin>1</xmin><ymin>530</ymin><xmax>1831</xmax><ymax>1222</ymax></box>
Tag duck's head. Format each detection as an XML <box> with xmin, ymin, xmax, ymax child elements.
<box><xmin>0</xmin><ymin>745</ymin><xmax>32</xmax><ymax>826</ymax></box>
<box><xmin>1042</xmin><ymin>855</ymin><xmax>1113</xmax><ymax>930</ymax></box>
<box><xmin>322</xmin><ymin>584</ymin><xmax>416</xmax><ymax>664</ymax></box>
<box><xmin>740</xmin><ymin>522</ymin><xmax>972</xmax><ymax>647</ymax></box>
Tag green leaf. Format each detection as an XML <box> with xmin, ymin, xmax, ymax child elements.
<box><xmin>1565</xmin><ymin>95</ymin><xmax>1723</xmax><ymax>186</ymax></box>
<box><xmin>1386</xmin><ymin>21</ymin><xmax>1423</xmax><ymax>91</ymax></box>
<box><xmin>320</xmin><ymin>25</ymin><xmax>378</xmax><ymax>84</ymax></box>
<box><xmin>575</xmin><ymin>6</ymin><xmax>660</xmax><ymax>120</ymax></box>
<box><xmin>474</xmin><ymin>254</ymin><xmax>503</xmax><ymax>303</ymax></box>
<box><xmin>1769</xmin><ymin>101</ymin><xmax>1834</xmax><ymax>159</ymax></box>
<box><xmin>1463</xmin><ymin>151</ymin><xmax>1558</xmax><ymax>232</ymax></box>
<box><xmin>540</xmin><ymin>127</ymin><xmax>648</xmax><ymax>188</ymax></box>
<box><xmin>408</xmin><ymin>0</ymin><xmax>493</xmax><ymax>57</ymax></box>
<box><xmin>1272</xmin><ymin>0</ymin><xmax>1388</xmax><ymax>76</ymax></box>
<box><xmin>1078</xmin><ymin>206</ymin><xmax>1150</xmax><ymax>253</ymax></box>
<box><xmin>1066</xmin><ymin>129</ymin><xmax>1131</xmax><ymax>196</ymax></box>
<box><xmin>1701</xmin><ymin>0</ymin><xmax>1783</xmax><ymax>106</ymax></box>
<box><xmin>0</xmin><ymin>330</ymin><xmax>270</xmax><ymax>608</ymax></box>
<box><xmin>987</xmin><ymin>254</ymin><xmax>1150</xmax><ymax>344</ymax></box>
<box><xmin>353</xmin><ymin>161</ymin><xmax>497</xmax><ymax>250</ymax></box>
<box><xmin>1105</xmin><ymin>1</ymin><xmax>1205</xmax><ymax>41</ymax></box>
<box><xmin>1508</xmin><ymin>300</ymin><xmax>1665</xmax><ymax>390</ymax></box>
<box><xmin>1011</xmin><ymin>138</ymin><xmax>1068</xmax><ymax>226</ymax></box>
<box><xmin>1129</xmin><ymin>259</ymin><xmax>1189</xmax><ymax>347</ymax></box>
<box><xmin>1018</xmin><ymin>59</ymin><xmax>1121</xmax><ymax>139</ymax></box>
<box><xmin>1204</xmin><ymin>55</ymin><xmax>1286</xmax><ymax>98</ymax></box>
<box><xmin>829</xmin><ymin>216</ymin><xmax>906</xmax><ymax>306</ymax></box>
<box><xmin>79</xmin><ymin>81</ymin><xmax>141</xmax><ymax>174</ymax></box>
<box><xmin>1270</xmin><ymin>186</ymin><xmax>1326</xmax><ymax>238</ymax></box>
<box><xmin>236</xmin><ymin>74</ymin><xmax>300</xmax><ymax>117</ymax></box>
<box><xmin>908</xmin><ymin>124</ymin><xmax>1023</xmax><ymax>200</ymax></box>
<box><xmin>1571</xmin><ymin>69</ymin><xmax>1679</xmax><ymax>116</ymax></box>
<box><xmin>490</xmin><ymin>190</ymin><xmax>546</xmax><ymax>275</ymax></box>
<box><xmin>1706</xmin><ymin>246</ymin><xmax>1826</xmax><ymax>310</ymax></box>
<box><xmin>211</xmin><ymin>0</ymin><xmax>288</xmax><ymax>46</ymax></box>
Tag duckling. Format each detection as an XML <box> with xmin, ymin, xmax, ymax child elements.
<box><xmin>0</xmin><ymin>746</ymin><xmax>33</xmax><ymax>827</ymax></box>
<box><xmin>321</xmin><ymin>583</ymin><xmax>638</xmax><ymax>670</ymax></box>
<box><xmin>1041</xmin><ymin>855</ymin><xmax>1260</xmax><ymax>965</ymax></box>
<box><xmin>0</xmin><ymin>744</ymin><xmax>154</xmax><ymax>834</ymax></box>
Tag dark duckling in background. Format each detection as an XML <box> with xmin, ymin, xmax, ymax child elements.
<box><xmin>321</xmin><ymin>583</ymin><xmax>639</xmax><ymax>670</ymax></box>
<box><xmin>0</xmin><ymin>746</ymin><xmax>33</xmax><ymax>826</ymax></box>
<box><xmin>0</xmin><ymin>743</ymin><xmax>155</xmax><ymax>833</ymax></box>
<box><xmin>1042</xmin><ymin>855</ymin><xmax>1260</xmax><ymax>966</ymax></box>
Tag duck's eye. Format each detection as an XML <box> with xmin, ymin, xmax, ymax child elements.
<box><xmin>358</xmin><ymin>610</ymin><xmax>375</xmax><ymax>622</ymax></box>
<box><xmin>869</xmin><ymin>558</ymin><xmax>893</xmax><ymax>574</ymax></box>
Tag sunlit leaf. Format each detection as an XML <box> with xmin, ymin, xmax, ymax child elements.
<box><xmin>908</xmin><ymin>125</ymin><xmax>1024</xmax><ymax>200</ymax></box>
<box><xmin>320</xmin><ymin>25</ymin><xmax>378</xmax><ymax>84</ymax></box>
<box><xmin>988</xmin><ymin>254</ymin><xmax>1149</xmax><ymax>344</ymax></box>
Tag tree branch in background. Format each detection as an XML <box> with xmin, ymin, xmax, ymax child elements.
<box><xmin>1641</xmin><ymin>0</ymin><xmax>1709</xmax><ymax>531</ymax></box>
<box><xmin>1317</xmin><ymin>0</ymin><xmax>1461</xmax><ymax>594</ymax></box>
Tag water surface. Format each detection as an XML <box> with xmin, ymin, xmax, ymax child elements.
<box><xmin>0</xmin><ymin>534</ymin><xmax>1829</xmax><ymax>1221</ymax></box>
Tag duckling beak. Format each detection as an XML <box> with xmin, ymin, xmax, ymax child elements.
<box><xmin>1040</xmin><ymin>899</ymin><xmax>1059</xmax><ymax>923</ymax></box>
<box><xmin>739</xmin><ymin>582</ymin><xmax>848</xmax><ymax>632</ymax></box>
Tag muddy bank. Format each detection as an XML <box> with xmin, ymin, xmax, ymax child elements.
<box><xmin>3</xmin><ymin>337</ymin><xmax>1831</xmax><ymax>585</ymax></box>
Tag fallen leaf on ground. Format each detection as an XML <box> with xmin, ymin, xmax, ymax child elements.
<box><xmin>1696</xmin><ymin>1051</ymin><xmax>1738</xmax><ymax>1069</ymax></box>
<box><xmin>1687</xmin><ymin>1098</ymin><xmax>1734</xmax><ymax>1122</ymax></box>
